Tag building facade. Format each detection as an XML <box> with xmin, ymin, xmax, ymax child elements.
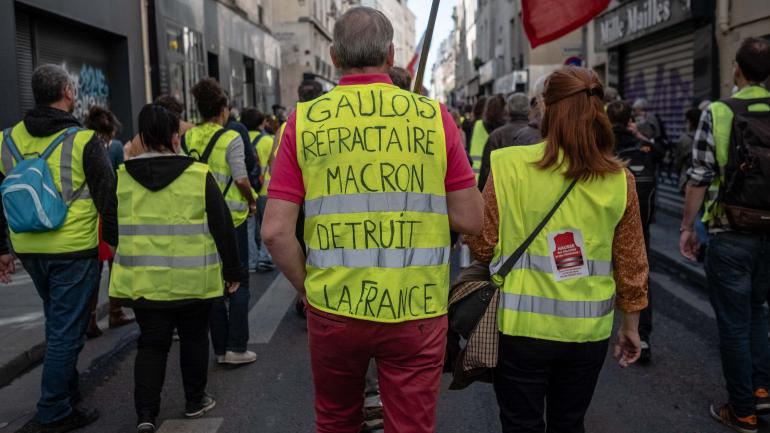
<box><xmin>450</xmin><ymin>0</ymin><xmax>586</xmax><ymax>105</ymax></box>
<box><xmin>714</xmin><ymin>0</ymin><xmax>770</xmax><ymax>96</ymax></box>
<box><xmin>273</xmin><ymin>0</ymin><xmax>341</xmax><ymax>108</ymax></box>
<box><xmin>0</xmin><ymin>0</ymin><xmax>147</xmax><ymax>139</ymax></box>
<box><xmin>592</xmin><ymin>0</ymin><xmax>717</xmax><ymax>142</ymax></box>
<box><xmin>150</xmin><ymin>0</ymin><xmax>281</xmax><ymax>120</ymax></box>
<box><xmin>431</xmin><ymin>31</ymin><xmax>456</xmax><ymax>103</ymax></box>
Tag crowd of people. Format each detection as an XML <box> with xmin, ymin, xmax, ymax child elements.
<box><xmin>0</xmin><ymin>5</ymin><xmax>768</xmax><ymax>433</ymax></box>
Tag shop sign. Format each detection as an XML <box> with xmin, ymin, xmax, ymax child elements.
<box><xmin>594</xmin><ymin>0</ymin><xmax>692</xmax><ymax>50</ymax></box>
<box><xmin>493</xmin><ymin>70</ymin><xmax>528</xmax><ymax>95</ymax></box>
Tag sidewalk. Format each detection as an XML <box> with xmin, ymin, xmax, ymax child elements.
<box><xmin>0</xmin><ymin>264</ymin><xmax>136</xmax><ymax>389</ymax></box>
<box><xmin>649</xmin><ymin>212</ymin><xmax>707</xmax><ymax>289</ymax></box>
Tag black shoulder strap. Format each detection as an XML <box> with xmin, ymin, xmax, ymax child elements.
<box><xmin>180</xmin><ymin>133</ymin><xmax>189</xmax><ymax>156</ymax></box>
<box><xmin>493</xmin><ymin>178</ymin><xmax>579</xmax><ymax>280</ymax></box>
<box><xmin>721</xmin><ymin>97</ymin><xmax>770</xmax><ymax>115</ymax></box>
<box><xmin>194</xmin><ymin>129</ymin><xmax>228</xmax><ymax>164</ymax></box>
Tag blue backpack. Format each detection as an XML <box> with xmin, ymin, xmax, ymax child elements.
<box><xmin>0</xmin><ymin>127</ymin><xmax>79</xmax><ymax>233</ymax></box>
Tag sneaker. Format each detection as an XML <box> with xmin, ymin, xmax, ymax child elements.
<box><xmin>257</xmin><ymin>262</ymin><xmax>275</xmax><ymax>272</ymax></box>
<box><xmin>756</xmin><ymin>388</ymin><xmax>770</xmax><ymax>414</ymax></box>
<box><xmin>185</xmin><ymin>394</ymin><xmax>216</xmax><ymax>418</ymax></box>
<box><xmin>710</xmin><ymin>403</ymin><xmax>757</xmax><ymax>433</ymax></box>
<box><xmin>40</xmin><ymin>408</ymin><xmax>100</xmax><ymax>433</ymax></box>
<box><xmin>639</xmin><ymin>340</ymin><xmax>652</xmax><ymax>364</ymax></box>
<box><xmin>221</xmin><ymin>350</ymin><xmax>257</xmax><ymax>365</ymax></box>
<box><xmin>137</xmin><ymin>421</ymin><xmax>156</xmax><ymax>433</ymax></box>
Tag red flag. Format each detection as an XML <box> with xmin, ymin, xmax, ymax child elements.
<box><xmin>407</xmin><ymin>32</ymin><xmax>425</xmax><ymax>79</ymax></box>
<box><xmin>522</xmin><ymin>0</ymin><xmax>610</xmax><ymax>48</ymax></box>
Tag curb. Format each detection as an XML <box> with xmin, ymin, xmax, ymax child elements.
<box><xmin>0</xmin><ymin>300</ymin><xmax>114</xmax><ymax>389</ymax></box>
<box><xmin>649</xmin><ymin>247</ymin><xmax>707</xmax><ymax>290</ymax></box>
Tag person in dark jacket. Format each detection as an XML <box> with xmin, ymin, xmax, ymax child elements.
<box><xmin>110</xmin><ymin>104</ymin><xmax>240</xmax><ymax>433</ymax></box>
<box><xmin>608</xmin><ymin>100</ymin><xmax>663</xmax><ymax>363</ymax></box>
<box><xmin>0</xmin><ymin>64</ymin><xmax>118</xmax><ymax>432</ymax></box>
<box><xmin>478</xmin><ymin>93</ymin><xmax>530</xmax><ymax>190</ymax></box>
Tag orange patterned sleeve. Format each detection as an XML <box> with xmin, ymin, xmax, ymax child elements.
<box><xmin>612</xmin><ymin>170</ymin><xmax>650</xmax><ymax>313</ymax></box>
<box><xmin>466</xmin><ymin>175</ymin><xmax>499</xmax><ymax>264</ymax></box>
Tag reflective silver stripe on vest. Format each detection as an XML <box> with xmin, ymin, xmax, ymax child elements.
<box><xmin>471</xmin><ymin>155</ymin><xmax>482</xmax><ymax>161</ymax></box>
<box><xmin>306</xmin><ymin>246</ymin><xmax>450</xmax><ymax>269</ymax></box>
<box><xmin>489</xmin><ymin>252</ymin><xmax>612</xmax><ymax>277</ymax></box>
<box><xmin>76</xmin><ymin>187</ymin><xmax>91</xmax><ymax>201</ymax></box>
<box><xmin>59</xmin><ymin>133</ymin><xmax>79</xmax><ymax>202</ymax></box>
<box><xmin>211</xmin><ymin>171</ymin><xmax>230</xmax><ymax>184</ymax></box>
<box><xmin>227</xmin><ymin>200</ymin><xmax>248</xmax><ymax>212</ymax></box>
<box><xmin>114</xmin><ymin>253</ymin><xmax>220</xmax><ymax>268</ymax></box>
<box><xmin>120</xmin><ymin>223</ymin><xmax>210</xmax><ymax>236</ymax></box>
<box><xmin>500</xmin><ymin>292</ymin><xmax>615</xmax><ymax>319</ymax></box>
<box><xmin>1</xmin><ymin>133</ymin><xmax>14</xmax><ymax>175</ymax></box>
<box><xmin>305</xmin><ymin>192</ymin><xmax>447</xmax><ymax>217</ymax></box>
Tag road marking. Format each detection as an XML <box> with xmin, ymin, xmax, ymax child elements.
<box><xmin>248</xmin><ymin>274</ymin><xmax>298</xmax><ymax>344</ymax></box>
<box><xmin>157</xmin><ymin>417</ymin><xmax>223</xmax><ymax>433</ymax></box>
<box><xmin>0</xmin><ymin>311</ymin><xmax>44</xmax><ymax>327</ymax></box>
<box><xmin>650</xmin><ymin>271</ymin><xmax>715</xmax><ymax>320</ymax></box>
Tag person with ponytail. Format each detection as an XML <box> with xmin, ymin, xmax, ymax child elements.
<box><xmin>108</xmin><ymin>104</ymin><xmax>240</xmax><ymax>433</ymax></box>
<box><xmin>466</xmin><ymin>66</ymin><xmax>649</xmax><ymax>433</ymax></box>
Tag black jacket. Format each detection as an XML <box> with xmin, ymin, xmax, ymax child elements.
<box><xmin>113</xmin><ymin>155</ymin><xmax>241</xmax><ymax>286</ymax></box>
<box><xmin>612</xmin><ymin>125</ymin><xmax>661</xmax><ymax>190</ymax></box>
<box><xmin>0</xmin><ymin>107</ymin><xmax>117</xmax><ymax>258</ymax></box>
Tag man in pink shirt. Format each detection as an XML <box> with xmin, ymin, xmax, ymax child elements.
<box><xmin>262</xmin><ymin>7</ymin><xmax>482</xmax><ymax>433</ymax></box>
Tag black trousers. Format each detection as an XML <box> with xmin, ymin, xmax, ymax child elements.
<box><xmin>494</xmin><ymin>335</ymin><xmax>609</xmax><ymax>433</ymax></box>
<box><xmin>134</xmin><ymin>300</ymin><xmax>213</xmax><ymax>420</ymax></box>
<box><xmin>637</xmin><ymin>185</ymin><xmax>655</xmax><ymax>340</ymax></box>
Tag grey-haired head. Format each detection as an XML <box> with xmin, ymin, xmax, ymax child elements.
<box><xmin>32</xmin><ymin>64</ymin><xmax>75</xmax><ymax>109</ymax></box>
<box><xmin>507</xmin><ymin>93</ymin><xmax>530</xmax><ymax>117</ymax></box>
<box><xmin>332</xmin><ymin>7</ymin><xmax>394</xmax><ymax>72</ymax></box>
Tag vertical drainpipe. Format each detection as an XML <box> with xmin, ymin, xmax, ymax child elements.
<box><xmin>140</xmin><ymin>0</ymin><xmax>153</xmax><ymax>103</ymax></box>
<box><xmin>716</xmin><ymin>0</ymin><xmax>730</xmax><ymax>35</ymax></box>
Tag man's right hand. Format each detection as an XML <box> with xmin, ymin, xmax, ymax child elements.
<box><xmin>226</xmin><ymin>281</ymin><xmax>240</xmax><ymax>294</ymax></box>
<box><xmin>679</xmin><ymin>229</ymin><xmax>700</xmax><ymax>262</ymax></box>
<box><xmin>0</xmin><ymin>254</ymin><xmax>16</xmax><ymax>284</ymax></box>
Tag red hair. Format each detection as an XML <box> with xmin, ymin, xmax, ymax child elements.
<box><xmin>538</xmin><ymin>66</ymin><xmax>622</xmax><ymax>180</ymax></box>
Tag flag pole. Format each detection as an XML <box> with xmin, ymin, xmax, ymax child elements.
<box><xmin>412</xmin><ymin>0</ymin><xmax>440</xmax><ymax>94</ymax></box>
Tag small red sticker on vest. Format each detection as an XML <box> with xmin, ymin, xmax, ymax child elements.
<box><xmin>547</xmin><ymin>230</ymin><xmax>590</xmax><ymax>281</ymax></box>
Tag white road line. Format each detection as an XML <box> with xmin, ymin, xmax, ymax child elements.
<box><xmin>157</xmin><ymin>417</ymin><xmax>223</xmax><ymax>433</ymax></box>
<box><xmin>248</xmin><ymin>274</ymin><xmax>298</xmax><ymax>344</ymax></box>
<box><xmin>0</xmin><ymin>311</ymin><xmax>44</xmax><ymax>327</ymax></box>
<box><xmin>650</xmin><ymin>271</ymin><xmax>715</xmax><ymax>320</ymax></box>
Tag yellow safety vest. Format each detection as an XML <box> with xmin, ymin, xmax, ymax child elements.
<box><xmin>703</xmin><ymin>85</ymin><xmax>770</xmax><ymax>226</ymax></box>
<box><xmin>184</xmin><ymin>123</ymin><xmax>250</xmax><ymax>227</ymax></box>
<box><xmin>0</xmin><ymin>123</ymin><xmax>98</xmax><ymax>254</ymax></box>
<box><xmin>469</xmin><ymin>119</ymin><xmax>487</xmax><ymax>180</ymax></box>
<box><xmin>250</xmin><ymin>131</ymin><xmax>275</xmax><ymax>196</ymax></box>
<box><xmin>295</xmin><ymin>82</ymin><xmax>450</xmax><ymax>323</ymax></box>
<box><xmin>490</xmin><ymin>142</ymin><xmax>627</xmax><ymax>342</ymax></box>
<box><xmin>109</xmin><ymin>162</ymin><xmax>223</xmax><ymax>301</ymax></box>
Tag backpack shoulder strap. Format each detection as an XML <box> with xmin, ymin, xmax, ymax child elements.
<box><xmin>251</xmin><ymin>132</ymin><xmax>265</xmax><ymax>148</ymax></box>
<box><xmin>180</xmin><ymin>133</ymin><xmax>189</xmax><ymax>156</ymax></box>
<box><xmin>720</xmin><ymin>97</ymin><xmax>770</xmax><ymax>114</ymax></box>
<box><xmin>2</xmin><ymin>127</ymin><xmax>23</xmax><ymax>165</ymax></box>
<box><xmin>40</xmin><ymin>127</ymin><xmax>80</xmax><ymax>160</ymax></box>
<box><xmin>199</xmin><ymin>128</ymin><xmax>228</xmax><ymax>164</ymax></box>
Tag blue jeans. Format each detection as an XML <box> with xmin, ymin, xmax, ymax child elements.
<box><xmin>21</xmin><ymin>258</ymin><xmax>100</xmax><ymax>424</ymax></box>
<box><xmin>256</xmin><ymin>196</ymin><xmax>273</xmax><ymax>266</ymax></box>
<box><xmin>706</xmin><ymin>231</ymin><xmax>770</xmax><ymax>417</ymax></box>
<box><xmin>247</xmin><ymin>215</ymin><xmax>259</xmax><ymax>271</ymax></box>
<box><xmin>210</xmin><ymin>220</ymin><xmax>250</xmax><ymax>355</ymax></box>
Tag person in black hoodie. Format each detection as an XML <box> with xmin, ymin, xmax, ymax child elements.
<box><xmin>108</xmin><ymin>104</ymin><xmax>240</xmax><ymax>433</ymax></box>
<box><xmin>0</xmin><ymin>64</ymin><xmax>117</xmax><ymax>433</ymax></box>
<box><xmin>608</xmin><ymin>100</ymin><xmax>663</xmax><ymax>363</ymax></box>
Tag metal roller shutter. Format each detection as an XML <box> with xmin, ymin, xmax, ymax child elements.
<box><xmin>623</xmin><ymin>29</ymin><xmax>694</xmax><ymax>143</ymax></box>
<box><xmin>15</xmin><ymin>11</ymin><xmax>35</xmax><ymax>117</ymax></box>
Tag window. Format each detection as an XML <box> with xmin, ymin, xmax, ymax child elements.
<box><xmin>165</xmin><ymin>20</ymin><xmax>206</xmax><ymax>122</ymax></box>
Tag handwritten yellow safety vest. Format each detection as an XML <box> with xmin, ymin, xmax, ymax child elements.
<box><xmin>295</xmin><ymin>82</ymin><xmax>450</xmax><ymax>323</ymax></box>
<box><xmin>490</xmin><ymin>142</ymin><xmax>626</xmax><ymax>342</ymax></box>
<box><xmin>0</xmin><ymin>124</ymin><xmax>98</xmax><ymax>254</ymax></box>
<box><xmin>469</xmin><ymin>120</ymin><xmax>487</xmax><ymax>180</ymax></box>
<box><xmin>110</xmin><ymin>162</ymin><xmax>223</xmax><ymax>302</ymax></box>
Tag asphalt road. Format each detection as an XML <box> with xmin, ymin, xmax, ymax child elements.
<box><xmin>5</xmin><ymin>263</ymin><xmax>769</xmax><ymax>433</ymax></box>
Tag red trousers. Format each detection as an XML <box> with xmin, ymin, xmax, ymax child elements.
<box><xmin>307</xmin><ymin>306</ymin><xmax>447</xmax><ymax>433</ymax></box>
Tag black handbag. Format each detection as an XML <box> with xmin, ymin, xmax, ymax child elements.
<box><xmin>448</xmin><ymin>178</ymin><xmax>579</xmax><ymax>340</ymax></box>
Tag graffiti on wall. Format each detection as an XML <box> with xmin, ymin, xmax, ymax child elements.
<box><xmin>63</xmin><ymin>63</ymin><xmax>110</xmax><ymax>120</ymax></box>
<box><xmin>624</xmin><ymin>64</ymin><xmax>691</xmax><ymax>141</ymax></box>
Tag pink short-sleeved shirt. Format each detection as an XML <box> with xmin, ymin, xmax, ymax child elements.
<box><xmin>268</xmin><ymin>73</ymin><xmax>476</xmax><ymax>204</ymax></box>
